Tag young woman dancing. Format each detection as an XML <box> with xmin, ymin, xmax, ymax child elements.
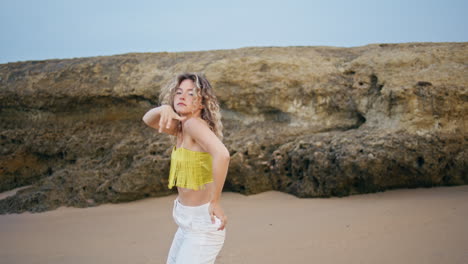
<box><xmin>142</xmin><ymin>72</ymin><xmax>230</xmax><ymax>264</ymax></box>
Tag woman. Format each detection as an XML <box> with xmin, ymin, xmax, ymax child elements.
<box><xmin>142</xmin><ymin>72</ymin><xmax>230</xmax><ymax>264</ymax></box>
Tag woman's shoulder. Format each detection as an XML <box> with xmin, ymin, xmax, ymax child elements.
<box><xmin>183</xmin><ymin>117</ymin><xmax>209</xmax><ymax>131</ymax></box>
<box><xmin>181</xmin><ymin>117</ymin><xmax>213</xmax><ymax>152</ymax></box>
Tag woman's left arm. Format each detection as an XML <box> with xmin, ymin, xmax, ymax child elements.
<box><xmin>183</xmin><ymin>118</ymin><xmax>230</xmax><ymax>230</ymax></box>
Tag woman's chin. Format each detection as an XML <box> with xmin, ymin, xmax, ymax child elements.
<box><xmin>174</xmin><ymin>106</ymin><xmax>186</xmax><ymax>113</ymax></box>
<box><xmin>175</xmin><ymin>107</ymin><xmax>198</xmax><ymax>117</ymax></box>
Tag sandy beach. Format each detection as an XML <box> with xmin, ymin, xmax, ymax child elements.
<box><xmin>1</xmin><ymin>185</ymin><xmax>467</xmax><ymax>264</ymax></box>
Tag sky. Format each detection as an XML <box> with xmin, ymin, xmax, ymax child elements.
<box><xmin>0</xmin><ymin>0</ymin><xmax>467</xmax><ymax>64</ymax></box>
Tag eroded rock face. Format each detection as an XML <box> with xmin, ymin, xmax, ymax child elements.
<box><xmin>0</xmin><ymin>42</ymin><xmax>467</xmax><ymax>213</ymax></box>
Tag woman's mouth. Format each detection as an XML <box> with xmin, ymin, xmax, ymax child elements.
<box><xmin>177</xmin><ymin>103</ymin><xmax>186</xmax><ymax>106</ymax></box>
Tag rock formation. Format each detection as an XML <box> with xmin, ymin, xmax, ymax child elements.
<box><xmin>0</xmin><ymin>42</ymin><xmax>467</xmax><ymax>214</ymax></box>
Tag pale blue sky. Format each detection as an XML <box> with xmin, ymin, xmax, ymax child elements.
<box><xmin>0</xmin><ymin>0</ymin><xmax>466</xmax><ymax>63</ymax></box>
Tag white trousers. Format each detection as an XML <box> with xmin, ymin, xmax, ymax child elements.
<box><xmin>167</xmin><ymin>198</ymin><xmax>226</xmax><ymax>264</ymax></box>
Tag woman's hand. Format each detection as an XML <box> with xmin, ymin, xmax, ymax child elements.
<box><xmin>209</xmin><ymin>201</ymin><xmax>227</xmax><ymax>231</ymax></box>
<box><xmin>158</xmin><ymin>105</ymin><xmax>186</xmax><ymax>133</ymax></box>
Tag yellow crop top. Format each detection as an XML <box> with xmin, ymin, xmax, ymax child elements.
<box><xmin>168</xmin><ymin>145</ymin><xmax>213</xmax><ymax>190</ymax></box>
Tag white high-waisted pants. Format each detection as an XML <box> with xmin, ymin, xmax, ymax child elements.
<box><xmin>166</xmin><ymin>198</ymin><xmax>226</xmax><ymax>264</ymax></box>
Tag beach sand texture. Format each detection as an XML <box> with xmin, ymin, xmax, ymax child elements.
<box><xmin>1</xmin><ymin>185</ymin><xmax>467</xmax><ymax>264</ymax></box>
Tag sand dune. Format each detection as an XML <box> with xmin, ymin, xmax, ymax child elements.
<box><xmin>1</xmin><ymin>185</ymin><xmax>467</xmax><ymax>264</ymax></box>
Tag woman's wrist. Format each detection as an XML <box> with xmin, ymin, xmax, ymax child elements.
<box><xmin>155</xmin><ymin>104</ymin><xmax>173</xmax><ymax>115</ymax></box>
<box><xmin>157</xmin><ymin>104</ymin><xmax>170</xmax><ymax>110</ymax></box>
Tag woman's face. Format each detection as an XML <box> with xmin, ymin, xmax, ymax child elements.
<box><xmin>174</xmin><ymin>79</ymin><xmax>203</xmax><ymax>116</ymax></box>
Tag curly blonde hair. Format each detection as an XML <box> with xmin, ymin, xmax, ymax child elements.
<box><xmin>159</xmin><ymin>72</ymin><xmax>224</xmax><ymax>140</ymax></box>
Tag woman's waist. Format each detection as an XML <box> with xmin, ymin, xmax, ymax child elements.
<box><xmin>177</xmin><ymin>183</ymin><xmax>213</xmax><ymax>206</ymax></box>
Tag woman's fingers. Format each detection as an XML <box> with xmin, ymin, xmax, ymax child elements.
<box><xmin>210</xmin><ymin>212</ymin><xmax>216</xmax><ymax>224</ymax></box>
<box><xmin>165</xmin><ymin>117</ymin><xmax>173</xmax><ymax>129</ymax></box>
<box><xmin>163</xmin><ymin>112</ymin><xmax>185</xmax><ymax>131</ymax></box>
<box><xmin>158</xmin><ymin>107</ymin><xmax>186</xmax><ymax>133</ymax></box>
<box><xmin>209</xmin><ymin>202</ymin><xmax>227</xmax><ymax>230</ymax></box>
<box><xmin>218</xmin><ymin>215</ymin><xmax>227</xmax><ymax>231</ymax></box>
<box><xmin>208</xmin><ymin>205</ymin><xmax>215</xmax><ymax>223</ymax></box>
<box><xmin>164</xmin><ymin>114</ymin><xmax>181</xmax><ymax>130</ymax></box>
<box><xmin>160</xmin><ymin>112</ymin><xmax>170</xmax><ymax>133</ymax></box>
<box><xmin>158</xmin><ymin>108</ymin><xmax>173</xmax><ymax>132</ymax></box>
<box><xmin>158</xmin><ymin>113</ymin><xmax>165</xmax><ymax>133</ymax></box>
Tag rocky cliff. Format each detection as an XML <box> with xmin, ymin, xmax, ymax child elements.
<box><xmin>1</xmin><ymin>42</ymin><xmax>467</xmax><ymax>214</ymax></box>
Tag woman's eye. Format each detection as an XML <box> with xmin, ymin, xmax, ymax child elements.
<box><xmin>176</xmin><ymin>92</ymin><xmax>182</xmax><ymax>95</ymax></box>
<box><xmin>189</xmin><ymin>93</ymin><xmax>194</xmax><ymax>96</ymax></box>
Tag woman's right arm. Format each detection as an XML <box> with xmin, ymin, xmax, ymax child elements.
<box><xmin>142</xmin><ymin>105</ymin><xmax>185</xmax><ymax>135</ymax></box>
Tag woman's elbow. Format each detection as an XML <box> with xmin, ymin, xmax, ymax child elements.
<box><xmin>218</xmin><ymin>147</ymin><xmax>230</xmax><ymax>161</ymax></box>
<box><xmin>224</xmin><ymin>149</ymin><xmax>231</xmax><ymax>161</ymax></box>
<box><xmin>142</xmin><ymin>113</ymin><xmax>157</xmax><ymax>127</ymax></box>
<box><xmin>142</xmin><ymin>116</ymin><xmax>153</xmax><ymax>126</ymax></box>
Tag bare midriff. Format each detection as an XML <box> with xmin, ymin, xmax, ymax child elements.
<box><xmin>176</xmin><ymin>182</ymin><xmax>214</xmax><ymax>206</ymax></box>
